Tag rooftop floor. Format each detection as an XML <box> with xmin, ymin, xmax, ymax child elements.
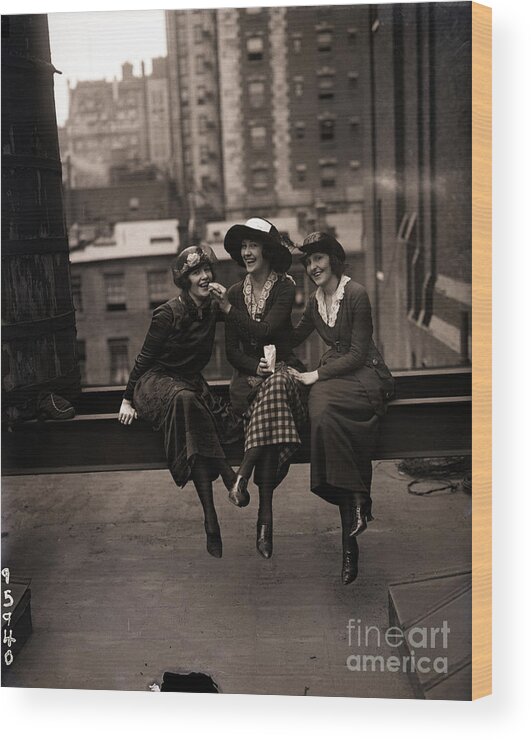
<box><xmin>1</xmin><ymin>462</ymin><xmax>471</xmax><ymax>697</ymax></box>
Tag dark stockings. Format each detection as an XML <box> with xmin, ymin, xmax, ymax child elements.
<box><xmin>255</xmin><ymin>447</ymin><xmax>279</xmax><ymax>526</ymax></box>
<box><xmin>238</xmin><ymin>445</ymin><xmax>279</xmax><ymax>526</ymax></box>
<box><xmin>217</xmin><ymin>458</ymin><xmax>236</xmax><ymax>489</ymax></box>
<box><xmin>237</xmin><ymin>446</ymin><xmax>262</xmax><ymax>482</ymax></box>
<box><xmin>339</xmin><ymin>497</ymin><xmax>360</xmax><ymax>560</ymax></box>
<box><xmin>192</xmin><ymin>456</ymin><xmax>219</xmax><ymax>533</ymax></box>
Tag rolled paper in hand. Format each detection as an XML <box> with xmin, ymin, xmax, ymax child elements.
<box><xmin>263</xmin><ymin>344</ymin><xmax>276</xmax><ymax>373</ymax></box>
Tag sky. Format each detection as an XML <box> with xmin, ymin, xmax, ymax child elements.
<box><xmin>48</xmin><ymin>10</ymin><xmax>167</xmax><ymax>126</ymax></box>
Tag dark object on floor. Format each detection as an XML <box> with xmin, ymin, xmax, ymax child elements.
<box><xmin>397</xmin><ymin>456</ymin><xmax>470</xmax><ymax>478</ymax></box>
<box><xmin>398</xmin><ymin>457</ymin><xmax>471</xmax><ymax>497</ymax></box>
<box><xmin>160</xmin><ymin>671</ymin><xmax>219</xmax><ymax>693</ymax></box>
<box><xmin>388</xmin><ymin>570</ymin><xmax>472</xmax><ymax>700</ymax></box>
<box><xmin>37</xmin><ymin>392</ymin><xmax>75</xmax><ymax>421</ymax></box>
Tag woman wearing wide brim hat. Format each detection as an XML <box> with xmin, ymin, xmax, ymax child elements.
<box><xmin>287</xmin><ymin>232</ymin><xmax>395</xmax><ymax>585</ymax></box>
<box><xmin>118</xmin><ymin>244</ymin><xmax>243</xmax><ymax>559</ymax></box>
<box><xmin>223</xmin><ymin>217</ymin><xmax>293</xmax><ymax>274</ymax></box>
<box><xmin>208</xmin><ymin>217</ymin><xmax>306</xmax><ymax>560</ymax></box>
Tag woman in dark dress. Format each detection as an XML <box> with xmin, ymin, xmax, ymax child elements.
<box><xmin>288</xmin><ymin>233</ymin><xmax>394</xmax><ymax>585</ymax></box>
<box><xmin>208</xmin><ymin>218</ymin><xmax>306</xmax><ymax>559</ymax></box>
<box><xmin>118</xmin><ymin>245</ymin><xmax>242</xmax><ymax>559</ymax></box>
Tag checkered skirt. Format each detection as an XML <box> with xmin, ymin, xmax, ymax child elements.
<box><xmin>244</xmin><ymin>365</ymin><xmax>308</xmax><ymax>485</ymax></box>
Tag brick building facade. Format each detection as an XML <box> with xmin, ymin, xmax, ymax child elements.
<box><xmin>63</xmin><ymin>58</ymin><xmax>172</xmax><ymax>188</ymax></box>
<box><xmin>165</xmin><ymin>5</ymin><xmax>365</xmax><ymax>227</ymax></box>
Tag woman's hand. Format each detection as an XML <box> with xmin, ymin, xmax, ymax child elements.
<box><xmin>256</xmin><ymin>358</ymin><xmax>273</xmax><ymax>377</ymax></box>
<box><xmin>287</xmin><ymin>368</ymin><xmax>319</xmax><ymax>386</ymax></box>
<box><xmin>118</xmin><ymin>399</ymin><xmax>138</xmax><ymax>425</ymax></box>
<box><xmin>208</xmin><ymin>282</ymin><xmax>231</xmax><ymax>314</ymax></box>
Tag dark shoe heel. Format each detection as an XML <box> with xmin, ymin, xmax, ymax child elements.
<box><xmin>256</xmin><ymin>523</ymin><xmax>273</xmax><ymax>559</ymax></box>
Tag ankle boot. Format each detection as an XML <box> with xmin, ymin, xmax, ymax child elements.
<box><xmin>341</xmin><ymin>543</ymin><xmax>359</xmax><ymax>585</ymax></box>
<box><xmin>349</xmin><ymin>505</ymin><xmax>368</xmax><ymax>538</ymax></box>
<box><xmin>256</xmin><ymin>523</ymin><xmax>273</xmax><ymax>559</ymax></box>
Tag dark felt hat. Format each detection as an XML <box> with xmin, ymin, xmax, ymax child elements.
<box><xmin>224</xmin><ymin>217</ymin><xmax>292</xmax><ymax>273</ymax></box>
<box><xmin>298</xmin><ymin>231</ymin><xmax>346</xmax><ymax>262</ymax></box>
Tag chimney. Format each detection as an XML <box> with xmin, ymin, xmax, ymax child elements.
<box><xmin>122</xmin><ymin>62</ymin><xmax>133</xmax><ymax>80</ymax></box>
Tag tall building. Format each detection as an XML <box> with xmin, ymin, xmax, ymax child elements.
<box><xmin>63</xmin><ymin>58</ymin><xmax>172</xmax><ymax>188</ymax></box>
<box><xmin>165</xmin><ymin>5</ymin><xmax>364</xmax><ymax>227</ymax></box>
<box><xmin>165</xmin><ymin>9</ymin><xmax>225</xmax><ymax>227</ymax></box>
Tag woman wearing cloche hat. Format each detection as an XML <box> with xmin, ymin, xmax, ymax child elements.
<box><xmin>208</xmin><ymin>217</ymin><xmax>307</xmax><ymax>560</ymax></box>
<box><xmin>118</xmin><ymin>245</ymin><xmax>243</xmax><ymax>559</ymax></box>
<box><xmin>288</xmin><ymin>232</ymin><xmax>395</xmax><ymax>585</ymax></box>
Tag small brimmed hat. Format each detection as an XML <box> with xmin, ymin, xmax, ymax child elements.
<box><xmin>298</xmin><ymin>231</ymin><xmax>346</xmax><ymax>262</ymax></box>
<box><xmin>224</xmin><ymin>217</ymin><xmax>292</xmax><ymax>273</ymax></box>
<box><xmin>172</xmin><ymin>244</ymin><xmax>216</xmax><ymax>284</ymax></box>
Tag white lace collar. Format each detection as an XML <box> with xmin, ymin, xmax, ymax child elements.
<box><xmin>243</xmin><ymin>271</ymin><xmax>278</xmax><ymax>320</ymax></box>
<box><xmin>315</xmin><ymin>275</ymin><xmax>351</xmax><ymax>327</ymax></box>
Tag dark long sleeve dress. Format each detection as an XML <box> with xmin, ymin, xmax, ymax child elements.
<box><xmin>124</xmin><ymin>292</ymin><xmax>240</xmax><ymax>487</ymax></box>
<box><xmin>224</xmin><ymin>272</ymin><xmax>307</xmax><ymax>485</ymax></box>
<box><xmin>292</xmin><ymin>276</ymin><xmax>395</xmax><ymax>507</ymax></box>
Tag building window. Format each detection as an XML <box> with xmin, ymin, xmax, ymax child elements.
<box><xmin>250</xmin><ymin>125</ymin><xmax>267</xmax><ymax>150</ymax></box>
<box><xmin>200</xmin><ymin>144</ymin><xmax>209</xmax><ymax>164</ymax></box>
<box><xmin>347</xmin><ymin>27</ymin><xmax>358</xmax><ymax>43</ymax></box>
<box><xmin>197</xmin><ymin>86</ymin><xmax>205</xmax><ymax>104</ymax></box>
<box><xmin>318</xmin><ymin>76</ymin><xmax>334</xmax><ymax>99</ymax></box>
<box><xmin>319</xmin><ymin>118</ymin><xmax>335</xmax><ymax>141</ymax></box>
<box><xmin>76</xmin><ymin>339</ymin><xmax>86</xmax><ymax>384</ymax></box>
<box><xmin>294</xmin><ymin>79</ymin><xmax>304</xmax><ymax>97</ymax></box>
<box><xmin>71</xmin><ymin>274</ymin><xmax>83</xmax><ymax>312</ymax></box>
<box><xmin>108</xmin><ymin>338</ymin><xmax>130</xmax><ymax>384</ymax></box>
<box><xmin>320</xmin><ymin>163</ymin><xmax>336</xmax><ymax>187</ymax></box>
<box><xmin>147</xmin><ymin>270</ymin><xmax>169</xmax><ymax>309</ymax></box>
<box><xmin>348</xmin><ymin>70</ymin><xmax>359</xmax><ymax>89</ymax></box>
<box><xmin>350</xmin><ymin>116</ymin><xmax>361</xmax><ymax>139</ymax></box>
<box><xmin>194</xmin><ymin>25</ymin><xmax>203</xmax><ymax>44</ymax></box>
<box><xmin>317</xmin><ymin>30</ymin><xmax>332</xmax><ymax>52</ymax></box>
<box><xmin>105</xmin><ymin>273</ymin><xmax>126</xmax><ymax>311</ymax></box>
<box><xmin>129</xmin><ymin>197</ymin><xmax>139</xmax><ymax>211</ymax></box>
<box><xmin>251</xmin><ymin>167</ymin><xmax>268</xmax><ymax>190</ymax></box>
<box><xmin>295</xmin><ymin>121</ymin><xmax>306</xmax><ymax>140</ymax></box>
<box><xmin>292</xmin><ymin>35</ymin><xmax>302</xmax><ymax>54</ymax></box>
<box><xmin>196</xmin><ymin>55</ymin><xmax>204</xmax><ymax>74</ymax></box>
<box><xmin>296</xmin><ymin>164</ymin><xmax>307</xmax><ymax>184</ymax></box>
<box><xmin>247</xmin><ymin>36</ymin><xmax>264</xmax><ymax>61</ymax></box>
<box><xmin>248</xmin><ymin>80</ymin><xmax>265</xmax><ymax>108</ymax></box>
<box><xmin>198</xmin><ymin>116</ymin><xmax>207</xmax><ymax>134</ymax></box>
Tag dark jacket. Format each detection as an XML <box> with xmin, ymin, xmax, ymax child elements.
<box><xmin>224</xmin><ymin>273</ymin><xmax>304</xmax><ymax>413</ymax></box>
<box><xmin>292</xmin><ymin>278</ymin><xmax>394</xmax><ymax>416</ymax></box>
<box><xmin>124</xmin><ymin>293</ymin><xmax>219</xmax><ymax>401</ymax></box>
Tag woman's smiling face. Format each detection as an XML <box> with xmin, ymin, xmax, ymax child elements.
<box><xmin>305</xmin><ymin>251</ymin><xmax>334</xmax><ymax>288</ymax></box>
<box><xmin>188</xmin><ymin>264</ymin><xmax>213</xmax><ymax>302</ymax></box>
<box><xmin>241</xmin><ymin>239</ymin><xmax>268</xmax><ymax>275</ymax></box>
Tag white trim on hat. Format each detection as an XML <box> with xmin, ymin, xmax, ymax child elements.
<box><xmin>245</xmin><ymin>218</ymin><xmax>273</xmax><ymax>234</ymax></box>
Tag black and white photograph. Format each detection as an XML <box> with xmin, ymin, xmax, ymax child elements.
<box><xmin>2</xmin><ymin>1</ymin><xmax>477</xmax><ymax>701</ymax></box>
